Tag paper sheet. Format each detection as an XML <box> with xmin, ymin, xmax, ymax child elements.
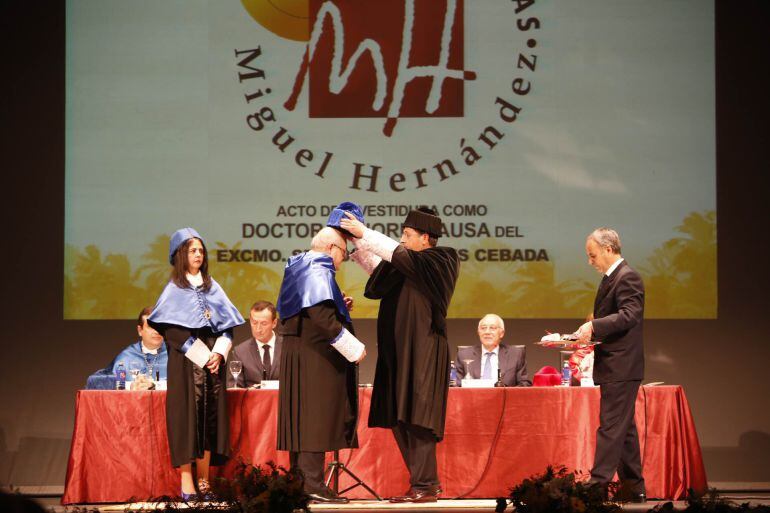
<box><xmin>184</xmin><ymin>338</ymin><xmax>211</xmax><ymax>368</ymax></box>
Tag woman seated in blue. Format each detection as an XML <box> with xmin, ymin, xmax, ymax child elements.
<box><xmin>148</xmin><ymin>228</ymin><xmax>244</xmax><ymax>500</ymax></box>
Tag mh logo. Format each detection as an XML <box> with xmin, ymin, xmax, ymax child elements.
<box><xmin>284</xmin><ymin>0</ymin><xmax>477</xmax><ymax>137</ymax></box>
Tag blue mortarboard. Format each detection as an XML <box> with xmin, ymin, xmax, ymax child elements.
<box><xmin>168</xmin><ymin>227</ymin><xmax>204</xmax><ymax>264</ymax></box>
<box><xmin>327</xmin><ymin>202</ymin><xmax>365</xmax><ymax>237</ymax></box>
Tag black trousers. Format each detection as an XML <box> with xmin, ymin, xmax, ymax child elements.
<box><xmin>591</xmin><ymin>380</ymin><xmax>645</xmax><ymax>494</ymax></box>
<box><xmin>391</xmin><ymin>422</ymin><xmax>439</xmax><ymax>490</ymax></box>
<box><xmin>290</xmin><ymin>451</ymin><xmax>326</xmax><ymax>494</ymax></box>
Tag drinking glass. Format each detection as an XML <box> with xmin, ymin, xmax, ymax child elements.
<box><xmin>128</xmin><ymin>361</ymin><xmax>142</xmax><ymax>381</ymax></box>
<box><xmin>229</xmin><ymin>360</ymin><xmax>243</xmax><ymax>388</ymax></box>
<box><xmin>462</xmin><ymin>359</ymin><xmax>475</xmax><ymax>381</ymax></box>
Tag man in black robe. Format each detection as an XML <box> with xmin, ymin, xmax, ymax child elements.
<box><xmin>574</xmin><ymin>227</ymin><xmax>646</xmax><ymax>503</ymax></box>
<box><xmin>342</xmin><ymin>207</ymin><xmax>460</xmax><ymax>503</ymax></box>
<box><xmin>276</xmin><ymin>227</ymin><xmax>366</xmax><ymax>504</ymax></box>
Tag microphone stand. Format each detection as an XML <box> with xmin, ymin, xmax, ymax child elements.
<box><xmin>324</xmin><ymin>449</ymin><xmax>381</xmax><ymax>500</ymax></box>
<box><xmin>323</xmin><ymin>364</ymin><xmax>381</xmax><ymax>500</ymax></box>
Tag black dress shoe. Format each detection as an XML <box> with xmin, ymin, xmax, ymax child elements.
<box><xmin>388</xmin><ymin>488</ymin><xmax>415</xmax><ymax>502</ymax></box>
<box><xmin>389</xmin><ymin>486</ymin><xmax>441</xmax><ymax>503</ymax></box>
<box><xmin>389</xmin><ymin>489</ymin><xmax>417</xmax><ymax>503</ymax></box>
<box><xmin>630</xmin><ymin>493</ymin><xmax>647</xmax><ymax>503</ymax></box>
<box><xmin>307</xmin><ymin>489</ymin><xmax>350</xmax><ymax>504</ymax></box>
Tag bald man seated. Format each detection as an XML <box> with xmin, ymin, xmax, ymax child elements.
<box><xmin>455</xmin><ymin>314</ymin><xmax>531</xmax><ymax>387</ymax></box>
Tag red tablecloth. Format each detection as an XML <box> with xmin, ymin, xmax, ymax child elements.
<box><xmin>62</xmin><ymin>386</ymin><xmax>707</xmax><ymax>504</ymax></box>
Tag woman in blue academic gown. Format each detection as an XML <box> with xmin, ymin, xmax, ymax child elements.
<box><xmin>148</xmin><ymin>228</ymin><xmax>244</xmax><ymax>499</ymax></box>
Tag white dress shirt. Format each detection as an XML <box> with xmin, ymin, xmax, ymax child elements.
<box><xmin>140</xmin><ymin>342</ymin><xmax>158</xmax><ymax>355</ymax></box>
<box><xmin>256</xmin><ymin>332</ymin><xmax>276</xmax><ymax>365</ymax></box>
<box><xmin>606</xmin><ymin>257</ymin><xmax>624</xmax><ymax>277</ymax></box>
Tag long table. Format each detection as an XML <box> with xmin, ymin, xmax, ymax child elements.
<box><xmin>62</xmin><ymin>386</ymin><xmax>707</xmax><ymax>504</ymax></box>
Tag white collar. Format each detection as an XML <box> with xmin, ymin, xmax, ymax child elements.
<box><xmin>186</xmin><ymin>272</ymin><xmax>204</xmax><ymax>287</ymax></box>
<box><xmin>605</xmin><ymin>257</ymin><xmax>624</xmax><ymax>277</ymax></box>
<box><xmin>141</xmin><ymin>341</ymin><xmax>159</xmax><ymax>355</ymax></box>
<box><xmin>255</xmin><ymin>331</ymin><xmax>276</xmax><ymax>350</ymax></box>
<box><xmin>481</xmin><ymin>344</ymin><xmax>500</xmax><ymax>356</ymax></box>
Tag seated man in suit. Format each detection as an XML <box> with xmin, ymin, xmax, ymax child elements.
<box><xmin>455</xmin><ymin>314</ymin><xmax>531</xmax><ymax>386</ymax></box>
<box><xmin>228</xmin><ymin>300</ymin><xmax>281</xmax><ymax>387</ymax></box>
<box><xmin>85</xmin><ymin>306</ymin><xmax>169</xmax><ymax>389</ymax></box>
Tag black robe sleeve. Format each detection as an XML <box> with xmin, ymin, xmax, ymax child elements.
<box><xmin>374</xmin><ymin>245</ymin><xmax>460</xmax><ymax>335</ymax></box>
<box><xmin>364</xmin><ymin>261</ymin><xmax>404</xmax><ymax>300</ymax></box>
<box><xmin>391</xmin><ymin>246</ymin><xmax>459</xmax><ymax>299</ymax></box>
<box><xmin>305</xmin><ymin>301</ymin><xmax>348</xmax><ymax>338</ymax></box>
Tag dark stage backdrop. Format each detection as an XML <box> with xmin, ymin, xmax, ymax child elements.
<box><xmin>1</xmin><ymin>1</ymin><xmax>769</xmax><ymax>493</ymax></box>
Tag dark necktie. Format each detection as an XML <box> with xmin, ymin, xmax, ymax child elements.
<box><xmin>594</xmin><ymin>275</ymin><xmax>610</xmax><ymax>312</ymax></box>
<box><xmin>262</xmin><ymin>344</ymin><xmax>271</xmax><ymax>378</ymax></box>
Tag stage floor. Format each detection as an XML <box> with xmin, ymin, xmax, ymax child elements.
<box><xmin>30</xmin><ymin>495</ymin><xmax>770</xmax><ymax>513</ymax></box>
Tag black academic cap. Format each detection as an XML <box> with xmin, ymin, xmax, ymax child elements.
<box><xmin>403</xmin><ymin>207</ymin><xmax>442</xmax><ymax>238</ymax></box>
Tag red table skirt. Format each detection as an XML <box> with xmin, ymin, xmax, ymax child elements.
<box><xmin>62</xmin><ymin>385</ymin><xmax>707</xmax><ymax>504</ymax></box>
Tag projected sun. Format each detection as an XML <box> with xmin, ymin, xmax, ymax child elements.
<box><xmin>241</xmin><ymin>0</ymin><xmax>310</xmax><ymax>41</ymax></box>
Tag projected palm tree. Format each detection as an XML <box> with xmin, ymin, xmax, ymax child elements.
<box><xmin>135</xmin><ymin>234</ymin><xmax>171</xmax><ymax>296</ymax></box>
<box><xmin>208</xmin><ymin>241</ymin><xmax>284</xmax><ymax>315</ymax></box>
<box><xmin>448</xmin><ymin>238</ymin><xmax>520</xmax><ymax>317</ymax></box>
<box><xmin>642</xmin><ymin>210</ymin><xmax>716</xmax><ymax>318</ymax></box>
<box><xmin>448</xmin><ymin>238</ymin><xmax>594</xmax><ymax>318</ymax></box>
<box><xmin>509</xmin><ymin>262</ymin><xmax>594</xmax><ymax>318</ymax></box>
<box><xmin>64</xmin><ymin>245</ymin><xmax>148</xmax><ymax>318</ymax></box>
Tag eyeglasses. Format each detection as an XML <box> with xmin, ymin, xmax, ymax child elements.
<box><xmin>331</xmin><ymin>243</ymin><xmax>349</xmax><ymax>259</ymax></box>
<box><xmin>479</xmin><ymin>325</ymin><xmax>501</xmax><ymax>332</ymax></box>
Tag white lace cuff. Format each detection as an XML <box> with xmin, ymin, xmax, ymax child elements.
<box><xmin>350</xmin><ymin>247</ymin><xmax>382</xmax><ymax>275</ymax></box>
<box><xmin>212</xmin><ymin>335</ymin><xmax>232</xmax><ymax>360</ymax></box>
<box><xmin>330</xmin><ymin>327</ymin><xmax>365</xmax><ymax>363</ymax></box>
<box><xmin>356</xmin><ymin>228</ymin><xmax>399</xmax><ymax>262</ymax></box>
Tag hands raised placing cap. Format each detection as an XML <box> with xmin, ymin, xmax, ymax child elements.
<box><xmin>340</xmin><ymin>211</ymin><xmax>366</xmax><ymax>239</ymax></box>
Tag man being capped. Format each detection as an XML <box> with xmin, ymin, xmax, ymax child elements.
<box><xmin>276</xmin><ymin>224</ymin><xmax>366</xmax><ymax>504</ymax></box>
<box><xmin>341</xmin><ymin>206</ymin><xmax>460</xmax><ymax>503</ymax></box>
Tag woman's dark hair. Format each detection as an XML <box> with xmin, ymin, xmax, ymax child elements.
<box><xmin>170</xmin><ymin>237</ymin><xmax>212</xmax><ymax>291</ymax></box>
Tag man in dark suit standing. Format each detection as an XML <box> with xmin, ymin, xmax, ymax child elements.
<box><xmin>228</xmin><ymin>301</ymin><xmax>281</xmax><ymax>387</ymax></box>
<box><xmin>455</xmin><ymin>314</ymin><xmax>531</xmax><ymax>386</ymax></box>
<box><xmin>574</xmin><ymin>227</ymin><xmax>646</xmax><ymax>503</ymax></box>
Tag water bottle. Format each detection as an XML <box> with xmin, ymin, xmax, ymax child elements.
<box><xmin>449</xmin><ymin>361</ymin><xmax>458</xmax><ymax>387</ymax></box>
<box><xmin>115</xmin><ymin>362</ymin><xmax>127</xmax><ymax>390</ymax></box>
<box><xmin>561</xmin><ymin>360</ymin><xmax>571</xmax><ymax>387</ymax></box>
